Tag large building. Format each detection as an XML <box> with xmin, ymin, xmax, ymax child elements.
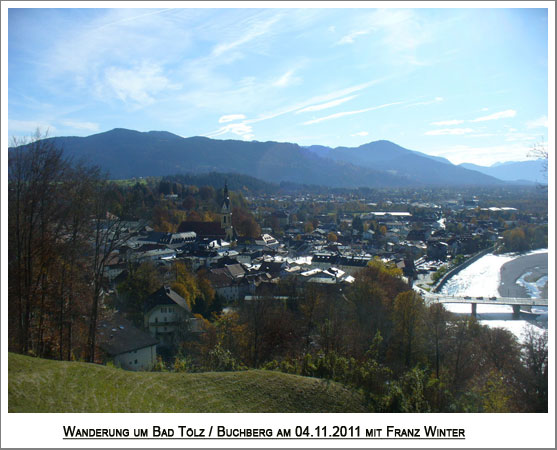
<box><xmin>177</xmin><ymin>182</ymin><xmax>235</xmax><ymax>242</ymax></box>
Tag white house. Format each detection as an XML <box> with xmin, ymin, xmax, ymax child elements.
<box><xmin>143</xmin><ymin>286</ymin><xmax>191</xmax><ymax>346</ymax></box>
<box><xmin>97</xmin><ymin>313</ymin><xmax>159</xmax><ymax>371</ymax></box>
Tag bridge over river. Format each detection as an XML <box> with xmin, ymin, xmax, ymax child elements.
<box><xmin>423</xmin><ymin>293</ymin><xmax>548</xmax><ymax>318</ymax></box>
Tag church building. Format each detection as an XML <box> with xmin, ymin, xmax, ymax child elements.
<box><xmin>220</xmin><ymin>181</ymin><xmax>234</xmax><ymax>241</ymax></box>
<box><xmin>177</xmin><ymin>182</ymin><xmax>236</xmax><ymax>242</ymax></box>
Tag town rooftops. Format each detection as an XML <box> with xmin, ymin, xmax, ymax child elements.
<box><xmin>177</xmin><ymin>221</ymin><xmax>226</xmax><ymax>239</ymax></box>
<box><xmin>143</xmin><ymin>286</ymin><xmax>190</xmax><ymax>313</ymax></box>
<box><xmin>312</xmin><ymin>253</ymin><xmax>370</xmax><ymax>267</ymax></box>
<box><xmin>205</xmin><ymin>270</ymin><xmax>234</xmax><ymax>288</ymax></box>
<box><xmin>481</xmin><ymin>207</ymin><xmax>518</xmax><ymax>212</ymax></box>
<box><xmin>131</xmin><ymin>248</ymin><xmax>177</xmax><ymax>261</ymax></box>
<box><xmin>97</xmin><ymin>313</ymin><xmax>158</xmax><ymax>356</ymax></box>
<box><xmin>225</xmin><ymin>263</ymin><xmax>246</xmax><ymax>279</ymax></box>
<box><xmin>255</xmin><ymin>233</ymin><xmax>279</xmax><ymax>247</ymax></box>
<box><xmin>361</xmin><ymin>212</ymin><xmax>412</xmax><ymax>219</ymax></box>
<box><xmin>158</xmin><ymin>232</ymin><xmax>196</xmax><ymax>245</ymax></box>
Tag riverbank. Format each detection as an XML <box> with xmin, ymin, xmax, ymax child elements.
<box><xmin>439</xmin><ymin>253</ymin><xmax>515</xmax><ymax>297</ymax></box>
<box><xmin>438</xmin><ymin>249</ymin><xmax>548</xmax><ymax>341</ymax></box>
<box><xmin>499</xmin><ymin>252</ymin><xmax>548</xmax><ymax>298</ymax></box>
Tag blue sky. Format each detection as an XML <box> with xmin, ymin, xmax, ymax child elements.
<box><xmin>6</xmin><ymin>5</ymin><xmax>551</xmax><ymax>165</ymax></box>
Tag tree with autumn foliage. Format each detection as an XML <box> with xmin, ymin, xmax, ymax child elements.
<box><xmin>391</xmin><ymin>291</ymin><xmax>427</xmax><ymax>369</ymax></box>
<box><xmin>116</xmin><ymin>261</ymin><xmax>162</xmax><ymax>324</ymax></box>
<box><xmin>169</xmin><ymin>262</ymin><xmax>218</xmax><ymax>319</ymax></box>
<box><xmin>8</xmin><ymin>131</ymin><xmax>139</xmax><ymax>362</ymax></box>
<box><xmin>232</xmin><ymin>206</ymin><xmax>261</xmax><ymax>238</ymax></box>
<box><xmin>171</xmin><ymin>261</ymin><xmax>199</xmax><ymax>309</ymax></box>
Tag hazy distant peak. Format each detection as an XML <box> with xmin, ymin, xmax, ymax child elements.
<box><xmin>358</xmin><ymin>139</ymin><xmax>401</xmax><ymax>148</ymax></box>
<box><xmin>460</xmin><ymin>160</ymin><xmax>546</xmax><ymax>183</ymax></box>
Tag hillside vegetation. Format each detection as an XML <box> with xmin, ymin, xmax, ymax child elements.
<box><xmin>8</xmin><ymin>353</ymin><xmax>366</xmax><ymax>413</ymax></box>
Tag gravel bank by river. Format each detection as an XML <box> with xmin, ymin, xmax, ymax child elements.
<box><xmin>499</xmin><ymin>252</ymin><xmax>548</xmax><ymax>298</ymax></box>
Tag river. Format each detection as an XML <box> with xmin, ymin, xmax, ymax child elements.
<box><xmin>439</xmin><ymin>249</ymin><xmax>548</xmax><ymax>342</ymax></box>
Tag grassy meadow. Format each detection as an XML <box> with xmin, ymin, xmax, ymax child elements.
<box><xmin>8</xmin><ymin>353</ymin><xmax>367</xmax><ymax>413</ymax></box>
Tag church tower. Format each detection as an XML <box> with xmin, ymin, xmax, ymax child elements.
<box><xmin>220</xmin><ymin>181</ymin><xmax>234</xmax><ymax>241</ymax></box>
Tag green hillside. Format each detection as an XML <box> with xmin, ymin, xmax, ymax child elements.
<box><xmin>8</xmin><ymin>353</ymin><xmax>367</xmax><ymax>413</ymax></box>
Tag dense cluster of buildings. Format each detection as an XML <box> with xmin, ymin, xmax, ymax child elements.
<box><xmin>98</xmin><ymin>186</ymin><xmax>543</xmax><ymax>370</ymax></box>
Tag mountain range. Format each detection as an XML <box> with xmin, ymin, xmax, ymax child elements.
<box><xmin>305</xmin><ymin>140</ymin><xmax>493</xmax><ymax>186</ymax></box>
<box><xmin>459</xmin><ymin>160</ymin><xmax>547</xmax><ymax>184</ymax></box>
<box><xmin>10</xmin><ymin>128</ymin><xmax>540</xmax><ymax>188</ymax></box>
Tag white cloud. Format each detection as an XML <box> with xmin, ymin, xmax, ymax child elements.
<box><xmin>425</xmin><ymin>128</ymin><xmax>474</xmax><ymax>136</ymax></box>
<box><xmin>337</xmin><ymin>30</ymin><xmax>370</xmax><ymax>45</ymax></box>
<box><xmin>351</xmin><ymin>131</ymin><xmax>369</xmax><ymax>137</ymax></box>
<box><xmin>44</xmin><ymin>9</ymin><xmax>195</xmax><ymax>83</ymax></box>
<box><xmin>39</xmin><ymin>10</ymin><xmax>281</xmax><ymax>113</ymax></box>
<box><xmin>333</xmin><ymin>9</ymin><xmax>430</xmax><ymax>68</ymax></box>
<box><xmin>481</xmin><ymin>107</ymin><xmax>489</xmax><ymax>111</ymax></box>
<box><xmin>203</xmin><ymin>79</ymin><xmax>386</xmax><ymax>138</ymax></box>
<box><xmin>505</xmin><ymin>133</ymin><xmax>537</xmax><ymax>142</ymax></box>
<box><xmin>8</xmin><ymin>120</ymin><xmax>57</xmax><ymax>135</ymax></box>
<box><xmin>407</xmin><ymin>97</ymin><xmax>443</xmax><ymax>107</ymax></box>
<box><xmin>296</xmin><ymin>95</ymin><xmax>357</xmax><ymax>114</ymax></box>
<box><xmin>103</xmin><ymin>62</ymin><xmax>179</xmax><ymax>106</ymax></box>
<box><xmin>465</xmin><ymin>133</ymin><xmax>497</xmax><ymax>138</ymax></box>
<box><xmin>273</xmin><ymin>69</ymin><xmax>300</xmax><ymax>87</ymax></box>
<box><xmin>335</xmin><ymin>9</ymin><xmax>434</xmax><ymax>66</ymax></box>
<box><xmin>471</xmin><ymin>109</ymin><xmax>516</xmax><ymax>122</ymax></box>
<box><xmin>206</xmin><ymin>122</ymin><xmax>253</xmax><ymax>139</ymax></box>
<box><xmin>211</xmin><ymin>15</ymin><xmax>280</xmax><ymax>57</ymax></box>
<box><xmin>526</xmin><ymin>115</ymin><xmax>548</xmax><ymax>129</ymax></box>
<box><xmin>228</xmin><ymin>123</ymin><xmax>252</xmax><ymax>135</ymax></box>
<box><xmin>92</xmin><ymin>8</ymin><xmax>175</xmax><ymax>32</ymax></box>
<box><xmin>244</xmin><ymin>79</ymin><xmax>384</xmax><ymax>125</ymax></box>
<box><xmin>303</xmin><ymin>101</ymin><xmax>404</xmax><ymax>125</ymax></box>
<box><xmin>369</xmin><ymin>9</ymin><xmax>414</xmax><ymax>30</ymax></box>
<box><xmin>370</xmin><ymin>9</ymin><xmax>433</xmax><ymax>58</ymax></box>
<box><xmin>431</xmin><ymin>119</ymin><xmax>464</xmax><ymax>126</ymax></box>
<box><xmin>60</xmin><ymin>120</ymin><xmax>100</xmax><ymax>132</ymax></box>
<box><xmin>219</xmin><ymin>114</ymin><xmax>246</xmax><ymax>123</ymax></box>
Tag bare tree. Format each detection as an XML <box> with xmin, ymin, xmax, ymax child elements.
<box><xmin>57</xmin><ymin>163</ymin><xmax>102</xmax><ymax>360</ymax></box>
<box><xmin>426</xmin><ymin>302</ymin><xmax>450</xmax><ymax>379</ymax></box>
<box><xmin>242</xmin><ymin>295</ymin><xmax>272</xmax><ymax>368</ymax></box>
<box><xmin>86</xmin><ymin>182</ymin><xmax>138</xmax><ymax>362</ymax></box>
<box><xmin>8</xmin><ymin>132</ymin><xmax>71</xmax><ymax>354</ymax></box>
<box><xmin>9</xmin><ymin>130</ymin><xmax>138</xmax><ymax>361</ymax></box>
<box><xmin>528</xmin><ymin>137</ymin><xmax>549</xmax><ymax>190</ymax></box>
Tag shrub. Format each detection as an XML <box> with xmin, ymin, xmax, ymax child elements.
<box><xmin>207</xmin><ymin>344</ymin><xmax>244</xmax><ymax>372</ymax></box>
<box><xmin>152</xmin><ymin>356</ymin><xmax>168</xmax><ymax>372</ymax></box>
